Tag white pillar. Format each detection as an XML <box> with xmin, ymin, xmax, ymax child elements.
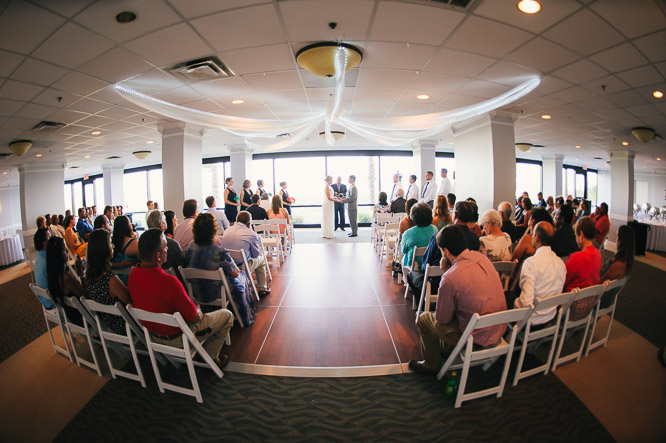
<box><xmin>413</xmin><ymin>140</ymin><xmax>437</xmax><ymax>193</ymax></box>
<box><xmin>452</xmin><ymin>111</ymin><xmax>516</xmax><ymax>213</ymax></box>
<box><xmin>542</xmin><ymin>154</ymin><xmax>563</xmax><ymax>200</ymax></box>
<box><xmin>103</xmin><ymin>164</ymin><xmax>125</xmax><ymax>208</ymax></box>
<box><xmin>609</xmin><ymin>150</ymin><xmax>634</xmax><ymax>239</ymax></box>
<box><xmin>229</xmin><ymin>144</ymin><xmax>253</xmax><ymax>188</ymax></box>
<box><xmin>19</xmin><ymin>163</ymin><xmax>65</xmax><ymax>244</ymax></box>
<box><xmin>158</xmin><ymin>121</ymin><xmax>204</xmax><ymax>214</ymax></box>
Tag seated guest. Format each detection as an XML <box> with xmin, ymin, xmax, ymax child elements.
<box><xmin>515</xmin><ymin>197</ymin><xmax>533</xmax><ymax>236</ymax></box>
<box><xmin>46</xmin><ymin>236</ymin><xmax>85</xmax><ymax>325</ymax></box>
<box><xmin>33</xmin><ymin>228</ymin><xmax>54</xmax><ymax>308</ymax></box>
<box><xmin>103</xmin><ymin>205</ymin><xmax>115</xmax><ymax>227</ymax></box>
<box><xmin>447</xmin><ymin>193</ymin><xmax>456</xmax><ymax>215</ymax></box>
<box><xmin>514</xmin><ymin>222</ymin><xmax>566</xmax><ymax>325</ymax></box>
<box><xmin>409</xmin><ymin>225</ymin><xmax>507</xmax><ymax>374</ymax></box>
<box><xmin>85</xmin><ymin>229</ymin><xmax>131</xmax><ymax>335</ymax></box>
<box><xmin>49</xmin><ymin>214</ymin><xmax>65</xmax><ymax>238</ymax></box>
<box><xmin>401</xmin><ymin>203</ymin><xmax>438</xmax><ymax>286</ymax></box>
<box><xmin>247</xmin><ymin>194</ymin><xmax>269</xmax><ymax>221</ymax></box>
<box><xmin>546</xmin><ymin>196</ymin><xmax>555</xmax><ymax>214</ymax></box>
<box><xmin>551</xmin><ymin>196</ymin><xmax>564</xmax><ymax>224</ymax></box>
<box><xmin>511</xmin><ymin>207</ymin><xmax>554</xmax><ymax>262</ymax></box>
<box><xmin>478</xmin><ymin>210</ymin><xmax>512</xmax><ymax>262</ymax></box>
<box><xmin>111</xmin><ymin>215</ymin><xmax>139</xmax><ymax>283</ymax></box>
<box><xmin>146</xmin><ymin>210</ymin><xmax>185</xmax><ymax>271</ymax></box>
<box><xmin>390</xmin><ymin>188</ymin><xmax>406</xmax><ymax>214</ymax></box>
<box><xmin>267</xmin><ymin>195</ymin><xmax>291</xmax><ymax>242</ymax></box>
<box><xmin>174</xmin><ymin>199</ymin><xmax>198</xmax><ymax>250</ymax></box>
<box><xmin>497</xmin><ymin>201</ymin><xmax>519</xmax><ymax>242</ymax></box>
<box><xmin>36</xmin><ymin>215</ymin><xmax>47</xmax><ymax>230</ymax></box>
<box><xmin>465</xmin><ymin>198</ymin><xmax>482</xmax><ymax>238</ymax></box>
<box><xmin>164</xmin><ymin>210</ymin><xmax>177</xmax><ymax>239</ymax></box>
<box><xmin>453</xmin><ymin>201</ymin><xmax>480</xmax><ymax>251</ymax></box>
<box><xmin>592</xmin><ymin>202</ymin><xmax>610</xmax><ymax>246</ymax></box>
<box><xmin>601</xmin><ymin>224</ymin><xmax>634</xmax><ymax>283</ymax></box>
<box><xmin>565</xmin><ymin>217</ymin><xmax>602</xmax><ymax>321</ymax></box>
<box><xmin>259</xmin><ymin>192</ymin><xmax>272</xmax><ymax>212</ymax></box>
<box><xmin>577</xmin><ymin>200</ymin><xmax>589</xmax><ymax>221</ymax></box>
<box><xmin>220</xmin><ymin>211</ymin><xmax>270</xmax><ymax>297</ymax></box>
<box><xmin>552</xmin><ymin>204</ymin><xmax>579</xmax><ymax>258</ymax></box>
<box><xmin>373</xmin><ymin>192</ymin><xmax>390</xmax><ymax>215</ymax></box>
<box><xmin>93</xmin><ymin>215</ymin><xmax>111</xmax><ymax>231</ymax></box>
<box><xmin>399</xmin><ymin>198</ymin><xmax>419</xmax><ymax>234</ymax></box>
<box><xmin>431</xmin><ymin>195</ymin><xmax>452</xmax><ymax>230</ymax></box>
<box><xmin>76</xmin><ymin>208</ymin><xmax>93</xmax><ymax>241</ymax></box>
<box><xmin>536</xmin><ymin>192</ymin><xmax>547</xmax><ymax>208</ymax></box>
<box><xmin>186</xmin><ymin>213</ymin><xmax>254</xmax><ymax>325</ymax></box>
<box><xmin>205</xmin><ymin>196</ymin><xmax>230</xmax><ymax>233</ymax></box>
<box><xmin>128</xmin><ymin>229</ymin><xmax>233</xmax><ymax>369</ymax></box>
<box><xmin>63</xmin><ymin>214</ymin><xmax>87</xmax><ymax>258</ymax></box>
<box><xmin>514</xmin><ymin>196</ymin><xmax>523</xmax><ymax>222</ymax></box>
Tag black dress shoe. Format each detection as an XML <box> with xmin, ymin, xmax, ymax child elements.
<box><xmin>258</xmin><ymin>289</ymin><xmax>271</xmax><ymax>297</ymax></box>
<box><xmin>408</xmin><ymin>360</ymin><xmax>437</xmax><ymax>375</ymax></box>
<box><xmin>348</xmin><ymin>233</ymin><xmax>357</xmax><ymax>237</ymax></box>
<box><xmin>214</xmin><ymin>354</ymin><xmax>229</xmax><ymax>370</ymax></box>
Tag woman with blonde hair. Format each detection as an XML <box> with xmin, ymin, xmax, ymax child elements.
<box><xmin>431</xmin><ymin>195</ymin><xmax>452</xmax><ymax>230</ymax></box>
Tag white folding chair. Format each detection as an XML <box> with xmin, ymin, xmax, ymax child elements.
<box><xmin>116</xmin><ymin>302</ymin><xmax>171</xmax><ymax>367</ymax></box>
<box><xmin>437</xmin><ymin>307</ymin><xmax>533</xmax><ymax>408</ymax></box>
<box><xmin>179</xmin><ymin>266</ymin><xmax>243</xmax><ymax>330</ymax></box>
<box><xmin>258</xmin><ymin>237</ymin><xmax>272</xmax><ymax>281</ymax></box>
<box><xmin>270</xmin><ymin>219</ymin><xmax>291</xmax><ymax>256</ymax></box>
<box><xmin>62</xmin><ymin>295</ymin><xmax>103</xmax><ymax>375</ymax></box>
<box><xmin>227</xmin><ymin>248</ymin><xmax>260</xmax><ymax>302</ymax></box>
<box><xmin>552</xmin><ymin>284</ymin><xmax>604</xmax><ymax>370</ymax></box>
<box><xmin>404</xmin><ymin>246</ymin><xmax>427</xmax><ymax>301</ymax></box>
<box><xmin>392</xmin><ymin>212</ymin><xmax>406</xmax><ymax>219</ymax></box>
<box><xmin>23</xmin><ymin>246</ymin><xmax>37</xmax><ymax>285</ymax></box>
<box><xmin>29</xmin><ymin>284</ymin><xmax>73</xmax><ymax>361</ymax></box>
<box><xmin>374</xmin><ymin>214</ymin><xmax>395</xmax><ymax>251</ymax></box>
<box><xmin>67</xmin><ymin>261</ymin><xmax>82</xmax><ymax>286</ymax></box>
<box><xmin>81</xmin><ymin>298</ymin><xmax>146</xmax><ymax>387</ymax></box>
<box><xmin>255</xmin><ymin>225</ymin><xmax>282</xmax><ymax>269</ymax></box>
<box><xmin>492</xmin><ymin>260</ymin><xmax>518</xmax><ymax>292</ymax></box>
<box><xmin>416</xmin><ymin>264</ymin><xmax>444</xmax><ymax>318</ymax></box>
<box><xmin>513</xmin><ymin>290</ymin><xmax>576</xmax><ymax>386</ymax></box>
<box><xmin>585</xmin><ymin>277</ymin><xmax>628</xmax><ymax>355</ymax></box>
<box><xmin>380</xmin><ymin>222</ymin><xmax>400</xmax><ymax>265</ymax></box>
<box><xmin>127</xmin><ymin>305</ymin><xmax>223</xmax><ymax>403</ymax></box>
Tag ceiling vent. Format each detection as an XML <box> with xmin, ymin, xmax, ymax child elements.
<box><xmin>0</xmin><ymin>153</ymin><xmax>11</xmax><ymax>158</ymax></box>
<box><xmin>169</xmin><ymin>56</ymin><xmax>235</xmax><ymax>82</ymax></box>
<box><xmin>106</xmin><ymin>155</ymin><xmax>122</xmax><ymax>159</ymax></box>
<box><xmin>32</xmin><ymin>121</ymin><xmax>66</xmax><ymax>132</ymax></box>
<box><xmin>422</xmin><ymin>0</ymin><xmax>476</xmax><ymax>10</ymax></box>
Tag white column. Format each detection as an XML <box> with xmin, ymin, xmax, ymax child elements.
<box><xmin>103</xmin><ymin>164</ymin><xmax>125</xmax><ymax>208</ymax></box>
<box><xmin>158</xmin><ymin>121</ymin><xmax>204</xmax><ymax>214</ymax></box>
<box><xmin>412</xmin><ymin>140</ymin><xmax>437</xmax><ymax>193</ymax></box>
<box><xmin>452</xmin><ymin>111</ymin><xmax>516</xmax><ymax>213</ymax></box>
<box><xmin>609</xmin><ymin>150</ymin><xmax>634</xmax><ymax>238</ymax></box>
<box><xmin>19</xmin><ymin>163</ymin><xmax>65</xmax><ymax>244</ymax></box>
<box><xmin>542</xmin><ymin>154</ymin><xmax>563</xmax><ymax>199</ymax></box>
<box><xmin>229</xmin><ymin>144</ymin><xmax>253</xmax><ymax>187</ymax></box>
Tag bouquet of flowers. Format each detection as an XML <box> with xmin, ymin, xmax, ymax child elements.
<box><xmin>287</xmin><ymin>197</ymin><xmax>296</xmax><ymax>203</ymax></box>
<box><xmin>234</xmin><ymin>196</ymin><xmax>241</xmax><ymax>201</ymax></box>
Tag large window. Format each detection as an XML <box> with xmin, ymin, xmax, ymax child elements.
<box><xmin>148</xmin><ymin>169</ymin><xmax>163</xmax><ymax>207</ymax></box>
<box><xmin>587</xmin><ymin>171</ymin><xmax>597</xmax><ymax>208</ymax></box>
<box><xmin>94</xmin><ymin>177</ymin><xmax>104</xmax><ymax>209</ymax></box>
<box><xmin>123</xmin><ymin>171</ymin><xmax>148</xmax><ymax>213</ymax></box>
<box><xmin>202</xmin><ymin>163</ymin><xmax>225</xmax><ymax>203</ymax></box>
<box><xmin>64</xmin><ymin>183</ymin><xmax>72</xmax><ymax>214</ymax></box>
<box><xmin>575</xmin><ymin>173</ymin><xmax>586</xmax><ymax>198</ymax></box>
<box><xmin>326</xmin><ymin>155</ymin><xmax>379</xmax><ymax>206</ymax></box>
<box><xmin>83</xmin><ymin>182</ymin><xmax>94</xmax><ymax>207</ymax></box>
<box><xmin>73</xmin><ymin>181</ymin><xmax>83</xmax><ymax>212</ymax></box>
<box><xmin>566</xmin><ymin>169</ymin><xmax>575</xmax><ymax>198</ymax></box>
<box><xmin>379</xmin><ymin>155</ymin><xmax>409</xmax><ymax>197</ymax></box>
<box><xmin>516</xmin><ymin>162</ymin><xmax>542</xmax><ymax>200</ymax></box>
<box><xmin>274</xmin><ymin>156</ymin><xmax>325</xmax><ymax>223</ymax></box>
<box><xmin>252</xmin><ymin>158</ymin><xmax>275</xmax><ymax>195</ymax></box>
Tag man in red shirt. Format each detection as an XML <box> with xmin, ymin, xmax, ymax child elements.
<box><xmin>592</xmin><ymin>202</ymin><xmax>610</xmax><ymax>246</ymax></box>
<box><xmin>409</xmin><ymin>225</ymin><xmax>507</xmax><ymax>374</ymax></box>
<box><xmin>564</xmin><ymin>217</ymin><xmax>602</xmax><ymax>321</ymax></box>
<box><xmin>128</xmin><ymin>228</ymin><xmax>234</xmax><ymax>369</ymax></box>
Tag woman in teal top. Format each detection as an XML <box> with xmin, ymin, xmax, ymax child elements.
<box><xmin>401</xmin><ymin>202</ymin><xmax>438</xmax><ymax>272</ymax></box>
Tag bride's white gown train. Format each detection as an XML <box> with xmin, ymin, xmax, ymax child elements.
<box><xmin>321</xmin><ymin>185</ymin><xmax>334</xmax><ymax>239</ymax></box>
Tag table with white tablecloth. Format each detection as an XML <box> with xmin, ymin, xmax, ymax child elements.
<box><xmin>637</xmin><ymin>220</ymin><xmax>666</xmax><ymax>252</ymax></box>
<box><xmin>0</xmin><ymin>235</ymin><xmax>24</xmax><ymax>266</ymax></box>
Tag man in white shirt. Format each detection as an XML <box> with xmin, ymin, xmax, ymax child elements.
<box><xmin>259</xmin><ymin>192</ymin><xmax>272</xmax><ymax>212</ymax></box>
<box><xmin>514</xmin><ymin>221</ymin><xmax>566</xmax><ymax>325</ymax></box>
<box><xmin>438</xmin><ymin>168</ymin><xmax>452</xmax><ymax>197</ymax></box>
<box><xmin>389</xmin><ymin>173</ymin><xmax>404</xmax><ymax>203</ymax></box>
<box><xmin>174</xmin><ymin>199</ymin><xmax>198</xmax><ymax>251</ymax></box>
<box><xmin>205</xmin><ymin>195</ymin><xmax>230</xmax><ymax>233</ymax></box>
<box><xmin>420</xmin><ymin>171</ymin><xmax>438</xmax><ymax>209</ymax></box>
<box><xmin>405</xmin><ymin>174</ymin><xmax>419</xmax><ymax>201</ymax></box>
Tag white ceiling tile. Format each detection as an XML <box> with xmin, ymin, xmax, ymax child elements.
<box><xmin>14</xmin><ymin>103</ymin><xmax>58</xmax><ymax>120</ymax></box>
<box><xmin>456</xmin><ymin>80</ymin><xmax>511</xmax><ymax>99</ymax></box>
<box><xmin>191</xmin><ymin>4</ymin><xmax>284</xmax><ymax>52</ymax></box>
<box><xmin>349</xmin><ymin>101</ymin><xmax>395</xmax><ymax>117</ymax></box>
<box><xmin>221</xmin><ymin>44</ymin><xmax>296</xmax><ymax>76</ymax></box>
<box><xmin>387</xmin><ymin>102</ymin><xmax>439</xmax><ymax>117</ymax></box>
<box><xmin>0</xmin><ymin>1</ymin><xmax>65</xmax><ymax>54</ymax></box>
<box><xmin>32</xmin><ymin>22</ymin><xmax>114</xmax><ymax>69</ymax></box>
<box><xmin>439</xmin><ymin>93</ymin><xmax>482</xmax><ymax>108</ymax></box>
<box><xmin>0</xmin><ymin>99</ymin><xmax>24</xmax><ymax>117</ymax></box>
<box><xmin>305</xmin><ymin>87</ymin><xmax>355</xmax><ymax>102</ymax></box>
<box><xmin>549</xmin><ymin>86</ymin><xmax>595</xmax><ymax>103</ymax></box>
<box><xmin>409</xmin><ymin>72</ymin><xmax>469</xmax><ymax>93</ymax></box>
<box><xmin>397</xmin><ymin>89</ymin><xmax>448</xmax><ymax>104</ymax></box>
<box><xmin>74</xmin><ymin>115</ymin><xmax>115</xmax><ymax>129</ymax></box>
<box><xmin>445</xmin><ymin>16</ymin><xmax>533</xmax><ymax>58</ymax></box>
<box><xmin>370</xmin><ymin>1</ymin><xmax>463</xmax><ymax>46</ymax></box>
<box><xmin>68</xmin><ymin>98</ymin><xmax>112</xmax><ymax>114</ymax></box>
<box><xmin>74</xmin><ymin>0</ymin><xmax>181</xmax><ymax>43</ymax></box>
<box><xmin>357</xmin><ymin>69</ymin><xmax>418</xmax><ymax>89</ymax></box>
<box><xmin>51</xmin><ymin>71</ymin><xmax>109</xmax><ymax>96</ymax></box>
<box><xmin>543</xmin><ymin>9</ymin><xmax>624</xmax><ymax>56</ymax></box>
<box><xmin>211</xmin><ymin>93</ymin><xmax>264</xmax><ymax>109</ymax></box>
<box><xmin>551</xmin><ymin>59</ymin><xmax>608</xmax><ymax>84</ymax></box>
<box><xmin>31</xmin><ymin>0</ymin><xmax>94</xmax><ymax>18</ymax></box>
<box><xmin>46</xmin><ymin>109</ymin><xmax>90</xmax><ymax>124</ymax></box>
<box><xmin>503</xmin><ymin>38</ymin><xmax>580</xmax><ymax>74</ymax></box>
<box><xmin>579</xmin><ymin>75</ymin><xmax>630</xmax><ymax>95</ymax></box>
<box><xmin>654</xmin><ymin>61</ymin><xmax>666</xmax><ymax>79</ymax></box>
<box><xmin>572</xmin><ymin>96</ymin><xmax>616</xmax><ymax>112</ymax></box>
<box><xmin>11</xmin><ymin>58</ymin><xmax>68</xmax><ymax>86</ymax></box>
<box><xmin>475</xmin><ymin>61</ymin><xmax>541</xmax><ymax>86</ymax></box>
<box><xmin>0</xmin><ymin>80</ymin><xmax>44</xmax><ymax>101</ymax></box>
<box><xmin>591</xmin><ymin>0</ymin><xmax>665</xmax><ymax>40</ymax></box>
<box><xmin>222</xmin><ymin>104</ymin><xmax>275</xmax><ymax>119</ymax></box>
<box><xmin>180</xmin><ymin>99</ymin><xmax>224</xmax><ymax>113</ymax></box>
<box><xmin>152</xmin><ymin>86</ymin><xmax>204</xmax><ymax>105</ymax></box>
<box><xmin>96</xmin><ymin>107</ymin><xmax>139</xmax><ymax>120</ymax></box>
<box><xmin>280</xmin><ymin>0</ymin><xmax>374</xmax><ymax>43</ymax></box>
<box><xmin>243</xmin><ymin>71</ymin><xmax>303</xmax><ymax>92</ymax></box>
<box><xmin>354</xmin><ymin>88</ymin><xmax>403</xmax><ymax>102</ymax></box>
<box><xmin>0</xmin><ymin>50</ymin><xmax>25</xmax><ymax>78</ymax></box>
<box><xmin>169</xmin><ymin>0</ymin><xmax>265</xmax><ymax>18</ymax></box>
<box><xmin>616</xmin><ymin>65</ymin><xmax>664</xmax><ymax>88</ymax></box>
<box><xmin>256</xmin><ymin>89</ymin><xmax>308</xmax><ymax>105</ymax></box>
<box><xmin>120</xmin><ymin>70</ymin><xmax>185</xmax><ymax>95</ymax></box>
<box><xmin>589</xmin><ymin>43</ymin><xmax>650</xmax><ymax>74</ymax></box>
<box><xmin>97</xmin><ymin>120</ymin><xmax>137</xmax><ymax>133</ymax></box>
<box><xmin>125</xmin><ymin>23</ymin><xmax>211</xmax><ymax>67</ymax></box>
<box><xmin>78</xmin><ymin>48</ymin><xmax>154</xmax><ymax>84</ymax></box>
<box><xmin>268</xmin><ymin>104</ymin><xmax>316</xmax><ymax>119</ymax></box>
<box><xmin>474</xmin><ymin>0</ymin><xmax>581</xmax><ymax>34</ymax></box>
<box><xmin>190</xmin><ymin>77</ymin><xmax>253</xmax><ymax>99</ymax></box>
<box><xmin>425</xmin><ymin>48</ymin><xmax>496</xmax><ymax>77</ymax></box>
<box><xmin>632</xmin><ymin>30</ymin><xmax>666</xmax><ymax>63</ymax></box>
<box><xmin>363</xmin><ymin>42</ymin><xmax>436</xmax><ymax>71</ymax></box>
<box><xmin>604</xmin><ymin>89</ymin><xmax>648</xmax><ymax>108</ymax></box>
<box><xmin>625</xmin><ymin>104</ymin><xmax>660</xmax><ymax>118</ymax></box>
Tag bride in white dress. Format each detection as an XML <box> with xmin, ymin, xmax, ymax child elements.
<box><xmin>321</xmin><ymin>176</ymin><xmax>336</xmax><ymax>239</ymax></box>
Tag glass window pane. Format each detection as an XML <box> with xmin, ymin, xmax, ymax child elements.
<box><xmin>123</xmin><ymin>171</ymin><xmax>148</xmax><ymax>213</ymax></box>
<box><xmin>224</xmin><ymin>162</ymin><xmax>230</xmax><ymax>182</ymax></box>
<box><xmin>274</xmin><ymin>156</ymin><xmax>325</xmax><ymax>206</ymax></box>
<box><xmin>516</xmin><ymin>163</ymin><xmax>542</xmax><ymax>201</ymax></box>
<box><xmin>575</xmin><ymin>173</ymin><xmax>585</xmax><ymax>198</ymax></box>
<box><xmin>148</xmin><ymin>169</ymin><xmax>163</xmax><ymax>208</ymax></box>
<box><xmin>94</xmin><ymin>177</ymin><xmax>104</xmax><ymax>209</ymax></box>
<box><xmin>326</xmin><ymin>155</ymin><xmax>379</xmax><ymax>206</ymax></box>
<box><xmin>73</xmin><ymin>181</ymin><xmax>83</xmax><ymax>211</ymax></box>
<box><xmin>587</xmin><ymin>171</ymin><xmax>597</xmax><ymax>208</ymax></box>
<box><xmin>202</xmin><ymin>163</ymin><xmax>224</xmax><ymax>205</ymax></box>
<box><xmin>252</xmin><ymin>158</ymin><xmax>275</xmax><ymax>196</ymax></box>
<box><xmin>84</xmin><ymin>183</ymin><xmax>94</xmax><ymax>207</ymax></box>
<box><xmin>379</xmin><ymin>155</ymin><xmax>411</xmax><ymax>201</ymax></box>
<box><xmin>566</xmin><ymin>169</ymin><xmax>575</xmax><ymax>199</ymax></box>
<box><xmin>562</xmin><ymin>168</ymin><xmax>567</xmax><ymax>197</ymax></box>
<box><xmin>64</xmin><ymin>183</ymin><xmax>72</xmax><ymax>214</ymax></box>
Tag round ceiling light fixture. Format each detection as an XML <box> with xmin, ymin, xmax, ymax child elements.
<box><xmin>8</xmin><ymin>140</ymin><xmax>32</xmax><ymax>156</ymax></box>
<box><xmin>517</xmin><ymin>0</ymin><xmax>541</xmax><ymax>14</ymax></box>
<box><xmin>541</xmin><ymin>114</ymin><xmax>551</xmax><ymax>119</ymax></box>
<box><xmin>231</xmin><ymin>99</ymin><xmax>245</xmax><ymax>104</ymax></box>
<box><xmin>133</xmin><ymin>150</ymin><xmax>151</xmax><ymax>160</ymax></box>
<box><xmin>115</xmin><ymin>11</ymin><xmax>137</xmax><ymax>24</ymax></box>
<box><xmin>319</xmin><ymin>131</ymin><xmax>345</xmax><ymax>142</ymax></box>
<box><xmin>515</xmin><ymin>143</ymin><xmax>532</xmax><ymax>152</ymax></box>
<box><xmin>631</xmin><ymin>126</ymin><xmax>655</xmax><ymax>143</ymax></box>
<box><xmin>653</xmin><ymin>90</ymin><xmax>663</xmax><ymax>99</ymax></box>
<box><xmin>622</xmin><ymin>141</ymin><xmax>629</xmax><ymax>146</ymax></box>
<box><xmin>296</xmin><ymin>42</ymin><xmax>362</xmax><ymax>78</ymax></box>
<box><xmin>416</xmin><ymin>94</ymin><xmax>430</xmax><ymax>100</ymax></box>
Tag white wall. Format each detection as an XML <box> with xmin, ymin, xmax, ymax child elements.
<box><xmin>597</xmin><ymin>171</ymin><xmax>611</xmax><ymax>207</ymax></box>
<box><xmin>635</xmin><ymin>172</ymin><xmax>666</xmax><ymax>207</ymax></box>
<box><xmin>19</xmin><ymin>167</ymin><xmax>65</xmax><ymax>231</ymax></box>
<box><xmin>0</xmin><ymin>186</ymin><xmax>21</xmax><ymax>232</ymax></box>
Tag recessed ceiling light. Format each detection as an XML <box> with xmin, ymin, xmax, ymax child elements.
<box><xmin>575</xmin><ymin>145</ymin><xmax>581</xmax><ymax>149</ymax></box>
<box><xmin>449</xmin><ymin>142</ymin><xmax>454</xmax><ymax>145</ymax></box>
<box><xmin>146</xmin><ymin>140</ymin><xmax>154</xmax><ymax>144</ymax></box>
<box><xmin>622</xmin><ymin>141</ymin><xmax>629</xmax><ymax>146</ymax></box>
<box><xmin>35</xmin><ymin>154</ymin><xmax>42</xmax><ymax>157</ymax></box>
<box><xmin>653</xmin><ymin>90</ymin><xmax>664</xmax><ymax>99</ymax></box>
<box><xmin>517</xmin><ymin>0</ymin><xmax>541</xmax><ymax>14</ymax></box>
<box><xmin>416</xmin><ymin>94</ymin><xmax>430</xmax><ymax>100</ymax></box>
<box><xmin>541</xmin><ymin>114</ymin><xmax>551</xmax><ymax>119</ymax></box>
<box><xmin>115</xmin><ymin>11</ymin><xmax>137</xmax><ymax>24</ymax></box>
<box><xmin>91</xmin><ymin>131</ymin><xmax>101</xmax><ymax>135</ymax></box>
<box><xmin>657</xmin><ymin>157</ymin><xmax>662</xmax><ymax>161</ymax></box>
<box><xmin>231</xmin><ymin>99</ymin><xmax>245</xmax><ymax>104</ymax></box>
<box><xmin>576</xmin><ymin>157</ymin><xmax>579</xmax><ymax>160</ymax></box>
<box><xmin>84</xmin><ymin>155</ymin><xmax>91</xmax><ymax>159</ymax></box>
<box><xmin>2</xmin><ymin>171</ymin><xmax>7</xmax><ymax>175</ymax></box>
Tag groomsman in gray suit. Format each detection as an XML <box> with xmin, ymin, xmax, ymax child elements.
<box><xmin>344</xmin><ymin>175</ymin><xmax>358</xmax><ymax>237</ymax></box>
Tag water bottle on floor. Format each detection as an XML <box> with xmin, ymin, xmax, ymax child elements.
<box><xmin>445</xmin><ymin>371</ymin><xmax>458</xmax><ymax>397</ymax></box>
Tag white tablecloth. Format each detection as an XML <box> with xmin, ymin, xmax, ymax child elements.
<box><xmin>638</xmin><ymin>220</ymin><xmax>666</xmax><ymax>252</ymax></box>
<box><xmin>0</xmin><ymin>235</ymin><xmax>24</xmax><ymax>266</ymax></box>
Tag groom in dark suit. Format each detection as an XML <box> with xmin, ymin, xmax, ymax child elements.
<box><xmin>333</xmin><ymin>176</ymin><xmax>347</xmax><ymax>231</ymax></box>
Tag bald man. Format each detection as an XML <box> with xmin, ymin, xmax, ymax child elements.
<box><xmin>514</xmin><ymin>221</ymin><xmax>566</xmax><ymax>327</ymax></box>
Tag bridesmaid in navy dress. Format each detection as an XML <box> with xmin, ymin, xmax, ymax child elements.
<box><xmin>240</xmin><ymin>179</ymin><xmax>253</xmax><ymax>211</ymax></box>
<box><xmin>224</xmin><ymin>177</ymin><xmax>238</xmax><ymax>223</ymax></box>
<box><xmin>279</xmin><ymin>181</ymin><xmax>292</xmax><ymax>215</ymax></box>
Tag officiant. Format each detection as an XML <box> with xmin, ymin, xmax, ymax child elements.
<box><xmin>333</xmin><ymin>176</ymin><xmax>347</xmax><ymax>231</ymax></box>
